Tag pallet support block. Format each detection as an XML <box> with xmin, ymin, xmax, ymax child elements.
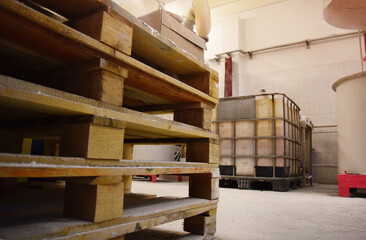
<box><xmin>189</xmin><ymin>175</ymin><xmax>219</xmax><ymax>200</ymax></box>
<box><xmin>75</xmin><ymin>10</ymin><xmax>133</xmax><ymax>55</ymax></box>
<box><xmin>184</xmin><ymin>215</ymin><xmax>216</xmax><ymax>236</ymax></box>
<box><xmin>179</xmin><ymin>70</ymin><xmax>219</xmax><ymax>99</ymax></box>
<box><xmin>122</xmin><ymin>143</ymin><xmax>134</xmax><ymax>193</ymax></box>
<box><xmin>60</xmin><ymin>118</ymin><xmax>125</xmax><ymax>159</ymax></box>
<box><xmin>66</xmin><ymin>70</ymin><xmax>125</xmax><ymax>106</ymax></box>
<box><xmin>64</xmin><ymin>176</ymin><xmax>124</xmax><ymax>222</ymax></box>
<box><xmin>47</xmin><ymin>59</ymin><xmax>128</xmax><ymax>106</ymax></box>
<box><xmin>186</xmin><ymin>139</ymin><xmax>219</xmax><ymax>163</ymax></box>
<box><xmin>174</xmin><ymin>103</ymin><xmax>213</xmax><ymax>130</ymax></box>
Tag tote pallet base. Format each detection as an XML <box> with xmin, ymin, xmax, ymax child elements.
<box><xmin>220</xmin><ymin>176</ymin><xmax>303</xmax><ymax>192</ymax></box>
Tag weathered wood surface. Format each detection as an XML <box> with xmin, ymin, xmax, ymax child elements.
<box><xmin>28</xmin><ymin>0</ymin><xmax>210</xmax><ymax>73</ymax></box>
<box><xmin>75</xmin><ymin>10</ymin><xmax>133</xmax><ymax>55</ymax></box>
<box><xmin>0</xmin><ymin>159</ymin><xmax>219</xmax><ymax>179</ymax></box>
<box><xmin>0</xmin><ymin>1</ymin><xmax>220</xmax><ymax>237</ymax></box>
<box><xmin>0</xmin><ymin>0</ymin><xmax>218</xmax><ymax>109</ymax></box>
<box><xmin>184</xmin><ymin>215</ymin><xmax>216</xmax><ymax>236</ymax></box>
<box><xmin>0</xmin><ymin>76</ymin><xmax>217</xmax><ymax>139</ymax></box>
<box><xmin>64</xmin><ymin>180</ymin><xmax>124</xmax><ymax>222</ymax></box>
<box><xmin>0</xmin><ymin>153</ymin><xmax>219</xmax><ymax>169</ymax></box>
<box><xmin>0</xmin><ymin>197</ymin><xmax>218</xmax><ymax>240</ymax></box>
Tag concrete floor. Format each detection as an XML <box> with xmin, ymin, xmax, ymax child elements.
<box><xmin>126</xmin><ymin>179</ymin><xmax>366</xmax><ymax>240</ymax></box>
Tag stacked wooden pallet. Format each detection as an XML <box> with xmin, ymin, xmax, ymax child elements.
<box><xmin>0</xmin><ymin>0</ymin><xmax>219</xmax><ymax>239</ymax></box>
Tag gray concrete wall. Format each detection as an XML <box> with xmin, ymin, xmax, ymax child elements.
<box><xmin>312</xmin><ymin>126</ymin><xmax>338</xmax><ymax>184</ymax></box>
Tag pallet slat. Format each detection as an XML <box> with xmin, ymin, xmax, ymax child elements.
<box><xmin>0</xmin><ymin>76</ymin><xmax>216</xmax><ymax>139</ymax></box>
<box><xmin>0</xmin><ymin>197</ymin><xmax>218</xmax><ymax>240</ymax></box>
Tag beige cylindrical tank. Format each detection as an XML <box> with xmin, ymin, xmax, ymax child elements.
<box><xmin>333</xmin><ymin>71</ymin><xmax>366</xmax><ymax>174</ymax></box>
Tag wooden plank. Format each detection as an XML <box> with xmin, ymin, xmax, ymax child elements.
<box><xmin>0</xmin><ymin>197</ymin><xmax>217</xmax><ymax>240</ymax></box>
<box><xmin>67</xmin><ymin>176</ymin><xmax>123</xmax><ymax>185</ymax></box>
<box><xmin>132</xmin><ymin>102</ymin><xmax>205</xmax><ymax>114</ymax></box>
<box><xmin>0</xmin><ymin>154</ymin><xmax>219</xmax><ymax>178</ymax></box>
<box><xmin>60</xmin><ymin>202</ymin><xmax>217</xmax><ymax>240</ymax></box>
<box><xmin>0</xmin><ymin>153</ymin><xmax>218</xmax><ymax>169</ymax></box>
<box><xmin>0</xmin><ymin>5</ymin><xmax>95</xmax><ymax>65</ymax></box>
<box><xmin>123</xmin><ymin>64</ymin><xmax>216</xmax><ymax>108</ymax></box>
<box><xmin>75</xmin><ymin>10</ymin><xmax>133</xmax><ymax>55</ymax></box>
<box><xmin>124</xmin><ymin>193</ymin><xmax>157</xmax><ymax>206</ymax></box>
<box><xmin>0</xmin><ymin>165</ymin><xmax>218</xmax><ymax>178</ymax></box>
<box><xmin>30</xmin><ymin>0</ymin><xmax>107</xmax><ymax>20</ymax></box>
<box><xmin>0</xmin><ymin>76</ymin><xmax>216</xmax><ymax>139</ymax></box>
<box><xmin>209</xmin><ymin>69</ymin><xmax>219</xmax><ymax>99</ymax></box>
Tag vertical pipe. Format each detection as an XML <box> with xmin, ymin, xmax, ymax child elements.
<box><xmin>283</xmin><ymin>95</ymin><xmax>286</xmax><ymax>177</ymax></box>
<box><xmin>254</xmin><ymin>96</ymin><xmax>258</xmax><ymax>177</ymax></box>
<box><xmin>225</xmin><ymin>57</ymin><xmax>232</xmax><ymax>97</ymax></box>
<box><xmin>233</xmin><ymin>120</ymin><xmax>237</xmax><ymax>176</ymax></box>
<box><xmin>272</xmin><ymin>94</ymin><xmax>276</xmax><ymax>178</ymax></box>
<box><xmin>254</xmin><ymin>119</ymin><xmax>257</xmax><ymax>177</ymax></box>
<box><xmin>286</xmin><ymin>98</ymin><xmax>290</xmax><ymax>177</ymax></box>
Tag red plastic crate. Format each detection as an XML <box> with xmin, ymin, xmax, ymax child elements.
<box><xmin>338</xmin><ymin>173</ymin><xmax>366</xmax><ymax>197</ymax></box>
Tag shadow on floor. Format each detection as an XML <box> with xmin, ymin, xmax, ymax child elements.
<box><xmin>125</xmin><ymin>228</ymin><xmax>218</xmax><ymax>240</ymax></box>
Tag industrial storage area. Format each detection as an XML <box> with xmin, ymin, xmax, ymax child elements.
<box><xmin>0</xmin><ymin>0</ymin><xmax>365</xmax><ymax>239</ymax></box>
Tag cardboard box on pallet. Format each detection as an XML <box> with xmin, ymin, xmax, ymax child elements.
<box><xmin>139</xmin><ymin>8</ymin><xmax>207</xmax><ymax>61</ymax></box>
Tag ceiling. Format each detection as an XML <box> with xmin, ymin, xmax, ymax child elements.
<box><xmin>115</xmin><ymin>0</ymin><xmax>286</xmax><ymax>18</ymax></box>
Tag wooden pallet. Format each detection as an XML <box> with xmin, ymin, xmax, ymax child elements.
<box><xmin>0</xmin><ymin>0</ymin><xmax>218</xmax><ymax>108</ymax></box>
<box><xmin>0</xmin><ymin>0</ymin><xmax>219</xmax><ymax>239</ymax></box>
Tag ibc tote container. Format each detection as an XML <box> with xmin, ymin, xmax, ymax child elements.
<box><xmin>217</xmin><ymin>93</ymin><xmax>302</xmax><ymax>179</ymax></box>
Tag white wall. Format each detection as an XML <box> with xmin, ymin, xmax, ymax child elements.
<box><xmin>206</xmin><ymin>0</ymin><xmax>365</xmax><ymax>183</ymax></box>
<box><xmin>133</xmin><ymin>145</ymin><xmax>181</xmax><ymax>161</ymax></box>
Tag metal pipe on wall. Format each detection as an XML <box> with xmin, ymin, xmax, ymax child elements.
<box><xmin>208</xmin><ymin>31</ymin><xmax>361</xmax><ymax>61</ymax></box>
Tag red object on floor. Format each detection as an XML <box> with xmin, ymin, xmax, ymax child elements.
<box><xmin>178</xmin><ymin>175</ymin><xmax>183</xmax><ymax>182</ymax></box>
<box><xmin>338</xmin><ymin>173</ymin><xmax>366</xmax><ymax>197</ymax></box>
<box><xmin>150</xmin><ymin>175</ymin><xmax>157</xmax><ymax>183</ymax></box>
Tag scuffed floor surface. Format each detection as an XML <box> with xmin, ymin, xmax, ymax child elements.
<box><xmin>126</xmin><ymin>180</ymin><xmax>366</xmax><ymax>240</ymax></box>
